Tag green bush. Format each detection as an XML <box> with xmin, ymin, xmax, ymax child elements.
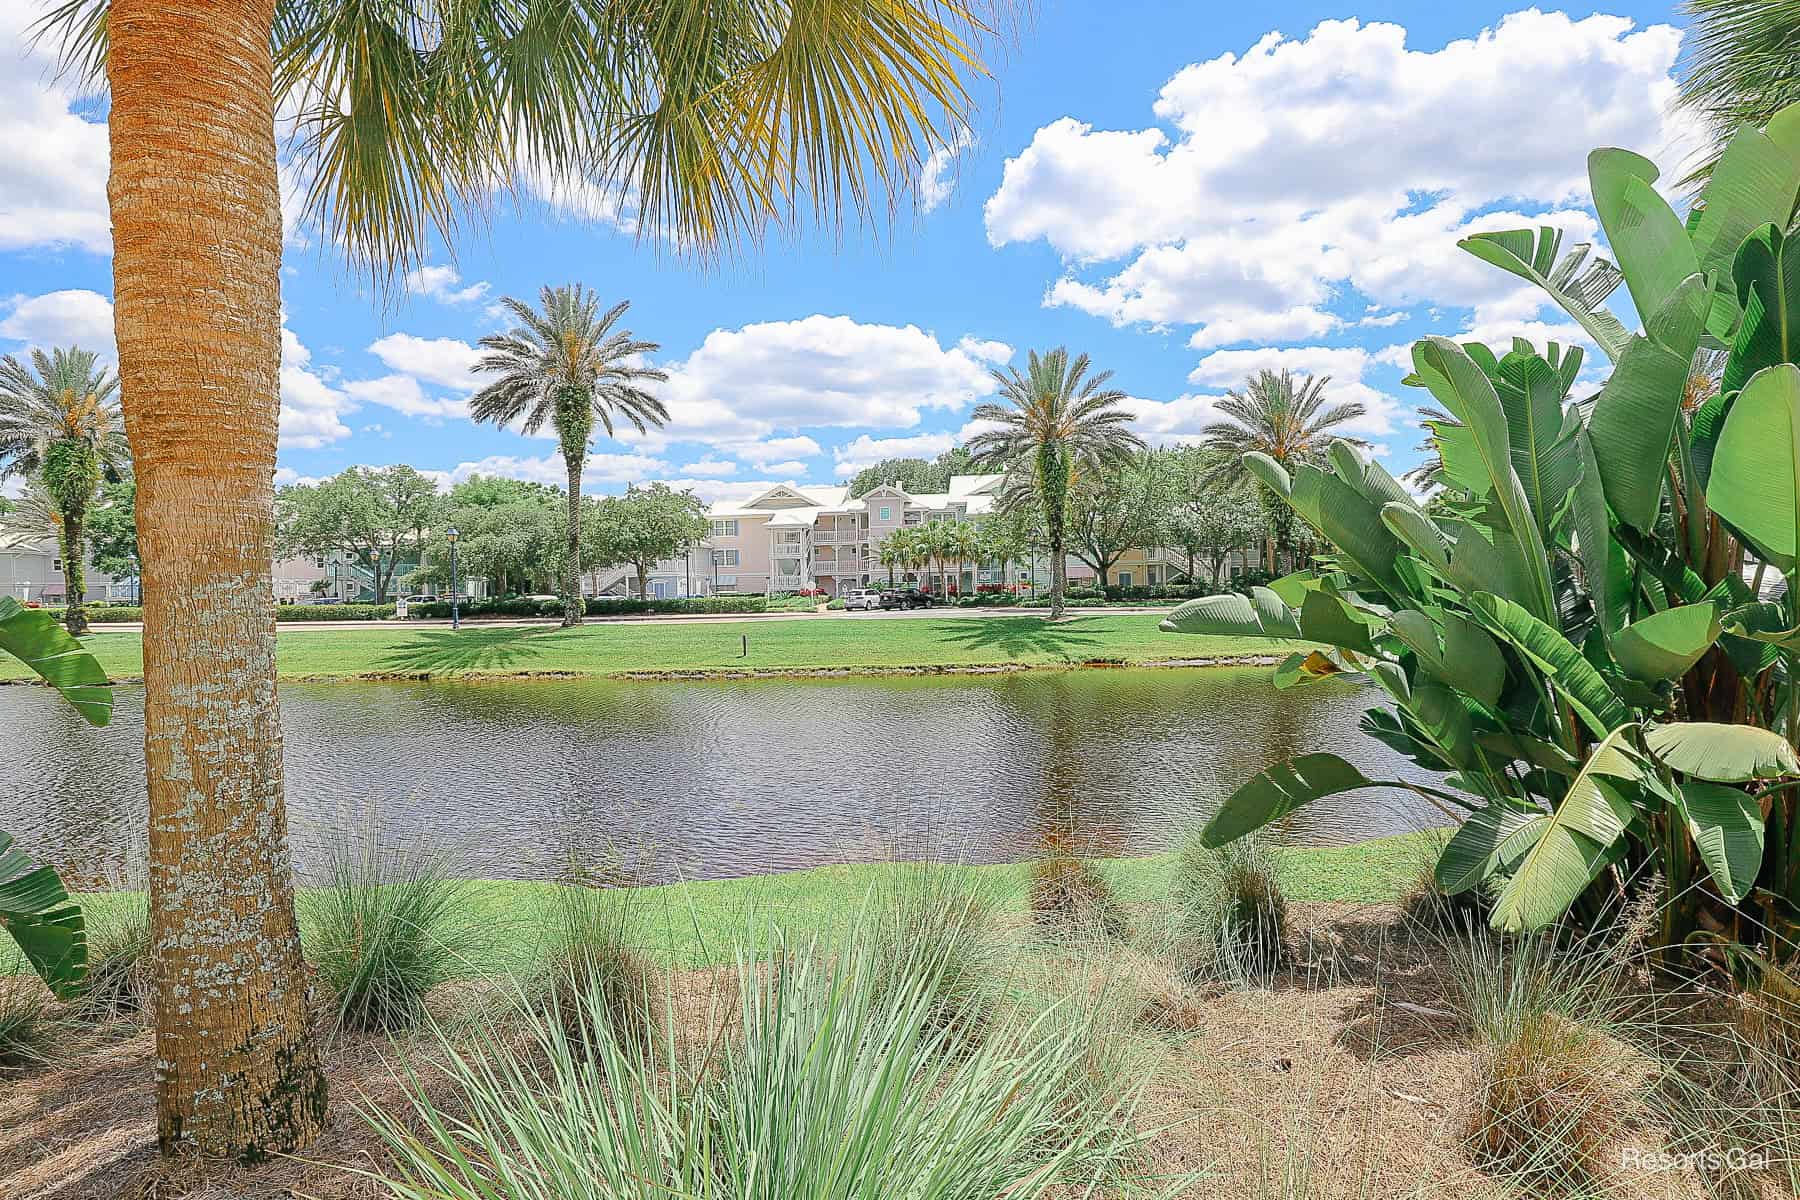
<box><xmin>276</xmin><ymin>603</ymin><xmax>396</xmax><ymax>621</ymax></box>
<box><xmin>0</xmin><ymin>953</ymin><xmax>56</xmax><ymax>1072</ymax></box>
<box><xmin>534</xmin><ymin>874</ymin><xmax>658</xmax><ymax>1053</ymax></box>
<box><xmin>70</xmin><ymin>893</ymin><xmax>151</xmax><ymax>1022</ymax></box>
<box><xmin>303</xmin><ymin>839</ymin><xmax>477</xmax><ymax>1032</ymax></box>
<box><xmin>41</xmin><ymin>604</ymin><xmax>142</xmax><ymax>623</ymax></box>
<box><xmin>1171</xmin><ymin>832</ymin><xmax>1287</xmax><ymax>985</ymax></box>
<box><xmin>405</xmin><ymin>594</ymin><xmax>769</xmax><ymax>619</ymax></box>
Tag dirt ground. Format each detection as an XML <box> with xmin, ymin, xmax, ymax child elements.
<box><xmin>0</xmin><ymin>904</ymin><xmax>1784</xmax><ymax>1199</ymax></box>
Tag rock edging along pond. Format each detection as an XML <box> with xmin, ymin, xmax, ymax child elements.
<box><xmin>0</xmin><ymin>654</ymin><xmax>1289</xmax><ymax>687</ymax></box>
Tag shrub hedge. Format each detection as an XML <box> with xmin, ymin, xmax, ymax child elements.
<box><xmin>406</xmin><ymin>594</ymin><xmax>769</xmax><ymax>620</ymax></box>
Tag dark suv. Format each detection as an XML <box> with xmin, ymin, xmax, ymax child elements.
<box><xmin>879</xmin><ymin>587</ymin><xmax>937</xmax><ymax>610</ymax></box>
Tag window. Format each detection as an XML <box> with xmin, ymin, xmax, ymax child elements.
<box><xmin>903</xmin><ymin>512</ymin><xmax>922</xmax><ymax>526</ymax></box>
<box><xmin>712</xmin><ymin>549</ymin><xmax>740</xmax><ymax>567</ymax></box>
<box><xmin>716</xmin><ymin>577</ymin><xmax>737</xmax><ymax>590</ymax></box>
<box><xmin>52</xmin><ymin>558</ymin><xmax>63</xmax><ymax>572</ymax></box>
<box><xmin>878</xmin><ymin>506</ymin><xmax>891</xmax><ymax>521</ymax></box>
<box><xmin>710</xmin><ymin>519</ymin><xmax>739</xmax><ymax>538</ymax></box>
<box><xmin>1119</xmin><ymin>572</ymin><xmax>1132</xmax><ymax>588</ymax></box>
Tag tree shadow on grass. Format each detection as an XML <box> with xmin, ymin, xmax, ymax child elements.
<box><xmin>929</xmin><ymin>616</ymin><xmax>1105</xmax><ymax>662</ymax></box>
<box><xmin>369</xmin><ymin>626</ymin><xmax>565</xmax><ymax>675</ymax></box>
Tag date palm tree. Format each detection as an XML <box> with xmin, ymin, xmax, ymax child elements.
<box><xmin>968</xmin><ymin>349</ymin><xmax>1144</xmax><ymax>618</ymax></box>
<box><xmin>0</xmin><ymin>347</ymin><xmax>129</xmax><ymax>635</ymax></box>
<box><xmin>1677</xmin><ymin>1</ymin><xmax>1800</xmax><ymax>180</ymax></box>
<box><xmin>471</xmin><ymin>289</ymin><xmax>667</xmax><ymax>626</ymax></box>
<box><xmin>1199</xmin><ymin>368</ymin><xmax>1366</xmax><ymax>574</ymax></box>
<box><xmin>40</xmin><ymin>0</ymin><xmax>1002</xmax><ymax>1161</ymax></box>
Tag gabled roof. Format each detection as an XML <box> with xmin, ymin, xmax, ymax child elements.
<box><xmin>947</xmin><ymin>473</ymin><xmax>1004</xmax><ymax>497</ymax></box>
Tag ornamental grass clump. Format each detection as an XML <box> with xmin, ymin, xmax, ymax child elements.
<box><xmin>1447</xmin><ymin>926</ymin><xmax>1641</xmax><ymax>1191</ymax></box>
<box><xmin>1172</xmin><ymin>830</ymin><xmax>1287</xmax><ymax>986</ymax></box>
<box><xmin>535</xmin><ymin>869</ymin><xmax>658</xmax><ymax>1054</ymax></box>
<box><xmin>70</xmin><ymin>892</ymin><xmax>151</xmax><ymax>1023</ymax></box>
<box><xmin>0</xmin><ymin>954</ymin><xmax>57</xmax><ymax>1073</ymax></box>
<box><xmin>355</xmin><ymin>925</ymin><xmax>1149</xmax><ymax>1200</ymax></box>
<box><xmin>863</xmin><ymin>863</ymin><xmax>1008</xmax><ymax>1045</ymax></box>
<box><xmin>303</xmin><ymin>836</ymin><xmax>477</xmax><ymax>1033</ymax></box>
<box><xmin>1028</xmin><ymin>835</ymin><xmax>1125</xmax><ymax>939</ymax></box>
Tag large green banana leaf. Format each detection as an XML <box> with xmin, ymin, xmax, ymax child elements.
<box><xmin>1390</xmin><ymin>609</ymin><xmax>1506</xmax><ymax>708</ymax></box>
<box><xmin>1467</xmin><ymin>592</ymin><xmax>1631</xmax><ymax>737</ymax></box>
<box><xmin>1160</xmin><ymin>589</ymin><xmax>1302</xmax><ymax>640</ymax></box>
<box><xmin>1291</xmin><ymin>465</ymin><xmax>1407</xmax><ymax>595</ymax></box>
<box><xmin>1437</xmin><ymin>804</ymin><xmax>1544</xmax><ymax>895</ymax></box>
<box><xmin>1570</xmin><ymin>425</ymin><xmax>1625</xmax><ymax>634</ymax></box>
<box><xmin>1493</xmin><ymin>349</ymin><xmax>1583</xmax><ymax>542</ymax></box>
<box><xmin>1710</xmin><ymin>364</ymin><xmax>1800</xmax><ymax>570</ymax></box>
<box><xmin>1689</xmin><ymin>121</ymin><xmax>1800</xmax><ymax>341</ymax></box>
<box><xmin>1674</xmin><ymin>782</ymin><xmax>1766</xmax><ymax>906</ymax></box>
<box><xmin>1410</xmin><ymin>338</ymin><xmax>1556</xmax><ymax>622</ymax></box>
<box><xmin>1457</xmin><ymin>227</ymin><xmax>1630</xmax><ymax>362</ymax></box>
<box><xmin>1380</xmin><ymin>502</ymin><xmax>1451</xmax><ymax>572</ymax></box>
<box><xmin>0</xmin><ymin>597</ymin><xmax>113</xmax><ymax>726</ymax></box>
<box><xmin>1586</xmin><ymin>274</ymin><xmax>1710</xmax><ymax>533</ymax></box>
<box><xmin>1589</xmin><ymin>149</ymin><xmax>1702</xmax><ymax>329</ymax></box>
<box><xmin>1645</xmin><ymin>722</ymin><xmax>1800</xmax><ymax>782</ymax></box>
<box><xmin>1492</xmin><ymin>725</ymin><xmax>1646</xmax><ymax>932</ymax></box>
<box><xmin>1199</xmin><ymin>754</ymin><xmax>1416</xmax><ymax>848</ymax></box>
<box><xmin>0</xmin><ymin>830</ymin><xmax>85</xmax><ymax>997</ymax></box>
<box><xmin>1608</xmin><ymin>603</ymin><xmax>1722</xmax><ymax>684</ymax></box>
<box><xmin>1727</xmin><ymin>225</ymin><xmax>1800</xmax><ymax>395</ymax></box>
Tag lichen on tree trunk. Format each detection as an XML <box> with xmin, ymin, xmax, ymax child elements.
<box><xmin>107</xmin><ymin>0</ymin><xmax>326</xmax><ymax>1161</ymax></box>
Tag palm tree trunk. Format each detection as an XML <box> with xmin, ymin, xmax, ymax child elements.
<box><xmin>59</xmin><ymin>504</ymin><xmax>89</xmax><ymax>636</ymax></box>
<box><xmin>108</xmin><ymin>0</ymin><xmax>325</xmax><ymax>1160</ymax></box>
<box><xmin>1039</xmin><ymin>444</ymin><xmax>1069</xmax><ymax>620</ymax></box>
<box><xmin>562</xmin><ymin>450</ymin><xmax>584</xmax><ymax>627</ymax></box>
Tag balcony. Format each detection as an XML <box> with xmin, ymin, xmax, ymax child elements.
<box><xmin>772</xmin><ymin>574</ymin><xmax>807</xmax><ymax>590</ymax></box>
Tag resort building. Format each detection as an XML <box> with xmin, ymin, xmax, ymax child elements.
<box><xmin>701</xmin><ymin>475</ymin><xmax>1031</xmax><ymax>595</ymax></box>
<box><xmin>0</xmin><ymin>524</ymin><xmax>133</xmax><ymax>604</ymax></box>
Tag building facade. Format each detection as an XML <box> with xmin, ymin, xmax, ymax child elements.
<box><xmin>0</xmin><ymin>526</ymin><xmax>133</xmax><ymax>604</ymax></box>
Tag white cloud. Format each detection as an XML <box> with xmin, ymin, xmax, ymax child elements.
<box><xmin>986</xmin><ymin>10</ymin><xmax>1692</xmax><ymax>347</ymax></box>
<box><xmin>366</xmin><ymin>333</ymin><xmax>484</xmax><ymax>392</ymax></box>
<box><xmin>678</xmin><ymin>457</ymin><xmax>739</xmax><ymax>477</ymax></box>
<box><xmin>832</xmin><ymin>431</ymin><xmax>956</xmax><ymax>476</ymax></box>
<box><xmin>655</xmin><ymin>315</ymin><xmax>1005</xmax><ymax>453</ymax></box>
<box><xmin>344</xmin><ymin>373</ymin><xmax>467</xmax><ymax>423</ymax></box>
<box><xmin>920</xmin><ymin>127</ymin><xmax>977</xmax><ymax>213</ymax></box>
<box><xmin>280</xmin><ymin>326</ymin><xmax>355</xmax><ymax>450</ymax></box>
<box><xmin>0</xmin><ymin>289</ymin><xmax>116</xmax><ymax>359</ymax></box>
<box><xmin>0</xmin><ymin>6</ymin><xmax>110</xmax><ymax>255</ymax></box>
<box><xmin>404</xmin><ymin>264</ymin><xmax>491</xmax><ymax>306</ymax></box>
<box><xmin>440</xmin><ymin>451</ymin><xmax>671</xmax><ymax>489</ymax></box>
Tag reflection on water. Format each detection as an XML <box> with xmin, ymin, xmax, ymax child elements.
<box><xmin>0</xmin><ymin>668</ymin><xmax>1446</xmax><ymax>882</ymax></box>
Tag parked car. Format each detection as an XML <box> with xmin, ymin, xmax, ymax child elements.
<box><xmin>842</xmin><ymin>588</ymin><xmax>881</xmax><ymax>611</ymax></box>
<box><xmin>879</xmin><ymin>588</ymin><xmax>936</xmax><ymax>610</ymax></box>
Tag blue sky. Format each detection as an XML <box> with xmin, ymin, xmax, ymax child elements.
<box><xmin>1</xmin><ymin>2</ymin><xmax>1694</xmax><ymax>502</ymax></box>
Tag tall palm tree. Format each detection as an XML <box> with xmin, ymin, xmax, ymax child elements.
<box><xmin>967</xmin><ymin>349</ymin><xmax>1144</xmax><ymax>619</ymax></box>
<box><xmin>945</xmin><ymin>518</ymin><xmax>982</xmax><ymax>595</ymax></box>
<box><xmin>470</xmin><ymin>289</ymin><xmax>667</xmax><ymax>626</ymax></box>
<box><xmin>0</xmin><ymin>347</ymin><xmax>130</xmax><ymax>635</ymax></box>
<box><xmin>41</xmin><ymin>0</ymin><xmax>1001</xmax><ymax>1161</ymax></box>
<box><xmin>1677</xmin><ymin>1</ymin><xmax>1800</xmax><ymax>180</ymax></box>
<box><xmin>1199</xmin><ymin>368</ymin><xmax>1366</xmax><ymax>574</ymax></box>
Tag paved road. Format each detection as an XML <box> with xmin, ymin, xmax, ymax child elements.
<box><xmin>85</xmin><ymin>605</ymin><xmax>1173</xmax><ymax>633</ymax></box>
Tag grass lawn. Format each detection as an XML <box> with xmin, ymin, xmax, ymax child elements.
<box><xmin>3</xmin><ymin>613</ymin><xmax>1296</xmax><ymax>683</ymax></box>
<box><xmin>74</xmin><ymin>833</ymin><xmax>1431</xmax><ymax>978</ymax></box>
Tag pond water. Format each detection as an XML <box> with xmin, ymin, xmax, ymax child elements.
<box><xmin>0</xmin><ymin>667</ymin><xmax>1446</xmax><ymax>883</ymax></box>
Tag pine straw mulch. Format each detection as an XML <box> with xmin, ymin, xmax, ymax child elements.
<box><xmin>1</xmin><ymin>903</ymin><xmax>1790</xmax><ymax>1199</ymax></box>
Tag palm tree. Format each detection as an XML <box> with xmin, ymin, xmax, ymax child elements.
<box><xmin>1199</xmin><ymin>368</ymin><xmax>1366</xmax><ymax>574</ymax></box>
<box><xmin>967</xmin><ymin>349</ymin><xmax>1145</xmax><ymax>619</ymax></box>
<box><xmin>40</xmin><ymin>0</ymin><xmax>1000</xmax><ymax>1161</ymax></box>
<box><xmin>470</xmin><ymin>289</ymin><xmax>667</xmax><ymax>626</ymax></box>
<box><xmin>878</xmin><ymin>529</ymin><xmax>909</xmax><ymax>586</ymax></box>
<box><xmin>1677</xmin><ymin>1</ymin><xmax>1800</xmax><ymax>180</ymax></box>
<box><xmin>0</xmin><ymin>347</ymin><xmax>129</xmax><ymax>635</ymax></box>
<box><xmin>945</xmin><ymin>519</ymin><xmax>982</xmax><ymax>596</ymax></box>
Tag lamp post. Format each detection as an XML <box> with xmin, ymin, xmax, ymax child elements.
<box><xmin>446</xmin><ymin>526</ymin><xmax>461</xmax><ymax>631</ymax></box>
